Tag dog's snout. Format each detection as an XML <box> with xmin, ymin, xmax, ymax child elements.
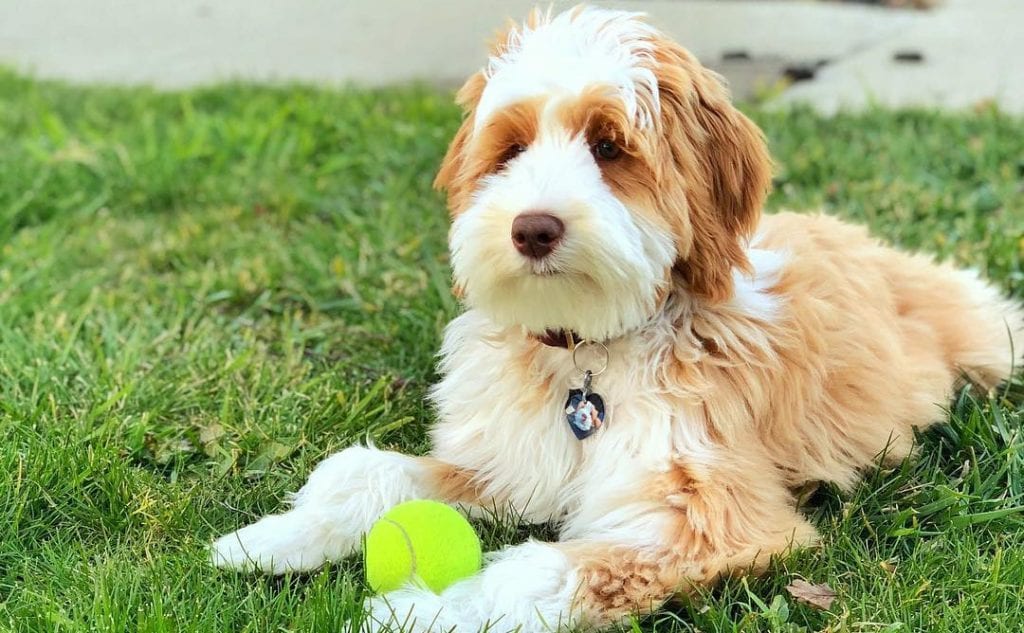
<box><xmin>511</xmin><ymin>212</ymin><xmax>564</xmax><ymax>259</ymax></box>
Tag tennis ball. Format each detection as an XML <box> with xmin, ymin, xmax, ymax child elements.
<box><xmin>364</xmin><ymin>500</ymin><xmax>482</xmax><ymax>594</ymax></box>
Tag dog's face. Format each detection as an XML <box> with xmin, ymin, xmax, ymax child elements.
<box><xmin>436</xmin><ymin>7</ymin><xmax>773</xmax><ymax>340</ymax></box>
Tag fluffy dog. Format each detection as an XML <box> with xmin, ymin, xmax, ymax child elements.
<box><xmin>212</xmin><ymin>6</ymin><xmax>1023</xmax><ymax>632</ymax></box>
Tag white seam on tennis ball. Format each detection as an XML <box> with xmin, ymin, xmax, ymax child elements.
<box><xmin>380</xmin><ymin>518</ymin><xmax>417</xmax><ymax>579</ymax></box>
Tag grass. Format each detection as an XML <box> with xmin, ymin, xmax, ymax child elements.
<box><xmin>1</xmin><ymin>66</ymin><xmax>1023</xmax><ymax>632</ymax></box>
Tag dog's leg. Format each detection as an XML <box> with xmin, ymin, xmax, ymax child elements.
<box><xmin>362</xmin><ymin>535</ymin><xmax>812</xmax><ymax>633</ymax></box>
<box><xmin>210</xmin><ymin>446</ymin><xmax>483</xmax><ymax>574</ymax></box>
<box><xmin>364</xmin><ymin>459</ymin><xmax>818</xmax><ymax>633</ymax></box>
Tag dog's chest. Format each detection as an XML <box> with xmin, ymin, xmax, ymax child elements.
<box><xmin>429</xmin><ymin>313</ymin><xmax>682</xmax><ymax>523</ymax></box>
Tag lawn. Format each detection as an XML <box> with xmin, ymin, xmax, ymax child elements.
<box><xmin>1</xmin><ymin>67</ymin><xmax>1023</xmax><ymax>632</ymax></box>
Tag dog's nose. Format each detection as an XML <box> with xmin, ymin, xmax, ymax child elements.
<box><xmin>511</xmin><ymin>212</ymin><xmax>564</xmax><ymax>259</ymax></box>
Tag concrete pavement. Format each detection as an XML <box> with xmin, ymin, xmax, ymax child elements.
<box><xmin>0</xmin><ymin>0</ymin><xmax>1020</xmax><ymax>112</ymax></box>
<box><xmin>773</xmin><ymin>0</ymin><xmax>1024</xmax><ymax>113</ymax></box>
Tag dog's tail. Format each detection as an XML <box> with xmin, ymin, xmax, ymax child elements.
<box><xmin>926</xmin><ymin>266</ymin><xmax>1023</xmax><ymax>390</ymax></box>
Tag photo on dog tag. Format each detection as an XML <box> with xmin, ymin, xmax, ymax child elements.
<box><xmin>564</xmin><ymin>390</ymin><xmax>605</xmax><ymax>440</ymax></box>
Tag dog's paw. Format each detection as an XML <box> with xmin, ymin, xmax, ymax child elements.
<box><xmin>363</xmin><ymin>586</ymin><xmax>450</xmax><ymax>633</ymax></box>
<box><xmin>210</xmin><ymin>510</ymin><xmax>354</xmax><ymax>574</ymax></box>
<box><xmin>361</xmin><ymin>541</ymin><xmax>578</xmax><ymax>632</ymax></box>
<box><xmin>211</xmin><ymin>445</ymin><xmax>432</xmax><ymax>575</ymax></box>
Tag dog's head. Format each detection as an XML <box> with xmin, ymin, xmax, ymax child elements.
<box><xmin>436</xmin><ymin>6</ymin><xmax>772</xmax><ymax>340</ymax></box>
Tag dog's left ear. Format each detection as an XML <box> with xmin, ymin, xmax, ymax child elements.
<box><xmin>654</xmin><ymin>41</ymin><xmax>773</xmax><ymax>303</ymax></box>
<box><xmin>437</xmin><ymin>12</ymin><xmax>543</xmax><ymax>214</ymax></box>
<box><xmin>434</xmin><ymin>72</ymin><xmax>486</xmax><ymax>215</ymax></box>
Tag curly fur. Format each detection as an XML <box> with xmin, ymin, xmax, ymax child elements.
<box><xmin>212</xmin><ymin>6</ymin><xmax>1023</xmax><ymax>632</ymax></box>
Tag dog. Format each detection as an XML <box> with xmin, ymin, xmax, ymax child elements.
<box><xmin>211</xmin><ymin>6</ymin><xmax>1023</xmax><ymax>632</ymax></box>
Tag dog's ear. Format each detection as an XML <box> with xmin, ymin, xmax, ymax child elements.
<box><xmin>437</xmin><ymin>11</ymin><xmax>545</xmax><ymax>212</ymax></box>
<box><xmin>434</xmin><ymin>71</ymin><xmax>486</xmax><ymax>214</ymax></box>
<box><xmin>653</xmin><ymin>40</ymin><xmax>773</xmax><ymax>303</ymax></box>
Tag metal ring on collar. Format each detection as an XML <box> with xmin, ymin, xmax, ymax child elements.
<box><xmin>572</xmin><ymin>339</ymin><xmax>609</xmax><ymax>376</ymax></box>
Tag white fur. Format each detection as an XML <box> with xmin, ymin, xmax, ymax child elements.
<box><xmin>210</xmin><ymin>446</ymin><xmax>430</xmax><ymax>573</ymax></box>
<box><xmin>210</xmin><ymin>6</ymin><xmax>799</xmax><ymax>630</ymax></box>
<box><xmin>209</xmin><ymin>268</ymin><xmax>787</xmax><ymax>623</ymax></box>
<box><xmin>450</xmin><ymin>110</ymin><xmax>676</xmax><ymax>342</ymax></box>
<box><xmin>207</xmin><ymin>8</ymin><xmax>1024</xmax><ymax>632</ymax></box>
<box><xmin>428</xmin><ymin>289</ymin><xmax>737</xmax><ymax>542</ymax></box>
<box><xmin>455</xmin><ymin>7</ymin><xmax>676</xmax><ymax>342</ymax></box>
<box><xmin>728</xmin><ymin>247</ymin><xmax>786</xmax><ymax>322</ymax></box>
<box><xmin>210</xmin><ymin>247</ymin><xmax>781</xmax><ymax>625</ymax></box>
<box><xmin>365</xmin><ymin>541</ymin><xmax>578</xmax><ymax>633</ymax></box>
<box><xmin>476</xmin><ymin>7</ymin><xmax>660</xmax><ymax>132</ymax></box>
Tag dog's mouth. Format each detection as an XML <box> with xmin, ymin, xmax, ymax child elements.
<box><xmin>527</xmin><ymin>259</ymin><xmax>564</xmax><ymax>277</ymax></box>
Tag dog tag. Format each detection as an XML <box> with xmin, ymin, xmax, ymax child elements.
<box><xmin>564</xmin><ymin>349</ymin><xmax>609</xmax><ymax>440</ymax></box>
<box><xmin>564</xmin><ymin>389</ymin><xmax>605</xmax><ymax>440</ymax></box>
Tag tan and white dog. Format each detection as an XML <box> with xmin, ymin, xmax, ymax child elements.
<box><xmin>212</xmin><ymin>6</ymin><xmax>1023</xmax><ymax>632</ymax></box>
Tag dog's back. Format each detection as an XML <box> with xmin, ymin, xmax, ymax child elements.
<box><xmin>750</xmin><ymin>212</ymin><xmax>1023</xmax><ymax>488</ymax></box>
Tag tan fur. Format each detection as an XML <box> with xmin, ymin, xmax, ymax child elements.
<box><xmin>437</xmin><ymin>93</ymin><xmax>544</xmax><ymax>217</ymax></box>
<box><xmin>555</xmin><ymin>427</ymin><xmax>820</xmax><ymax>622</ymax></box>
<box><xmin>464</xmin><ymin>210</ymin><xmax>1020</xmax><ymax>627</ymax></box>
<box><xmin>441</xmin><ymin>41</ymin><xmax>771</xmax><ymax>303</ymax></box>
<box><xmin>434</xmin><ymin>71</ymin><xmax>487</xmax><ymax>213</ymax></box>
<box><xmin>647</xmin><ymin>36</ymin><xmax>773</xmax><ymax>303</ymax></box>
<box><xmin>212</xmin><ymin>10</ymin><xmax>1023</xmax><ymax>630</ymax></box>
<box><xmin>566</xmin><ymin>543</ymin><xmax>689</xmax><ymax>623</ymax></box>
<box><xmin>669</xmin><ymin>213</ymin><xmax>1017</xmax><ymax>489</ymax></box>
<box><xmin>427</xmin><ymin>7</ymin><xmax>1023</xmax><ymax>629</ymax></box>
<box><xmin>548</xmin><ymin>211</ymin><xmax>1021</xmax><ymax>624</ymax></box>
<box><xmin>422</xmin><ymin>457</ymin><xmax>491</xmax><ymax>506</ymax></box>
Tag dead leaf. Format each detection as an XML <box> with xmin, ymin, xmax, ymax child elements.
<box><xmin>198</xmin><ymin>423</ymin><xmax>224</xmax><ymax>445</ymax></box>
<box><xmin>197</xmin><ymin>422</ymin><xmax>225</xmax><ymax>455</ymax></box>
<box><xmin>785</xmin><ymin>579</ymin><xmax>837</xmax><ymax>611</ymax></box>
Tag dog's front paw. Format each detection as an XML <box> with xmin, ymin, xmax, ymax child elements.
<box><xmin>363</xmin><ymin>586</ymin><xmax>451</xmax><ymax>633</ymax></box>
<box><xmin>211</xmin><ymin>445</ymin><xmax>432</xmax><ymax>575</ymax></box>
<box><xmin>211</xmin><ymin>510</ymin><xmax>356</xmax><ymax>574</ymax></box>
<box><xmin>361</xmin><ymin>541</ymin><xmax>576</xmax><ymax>633</ymax></box>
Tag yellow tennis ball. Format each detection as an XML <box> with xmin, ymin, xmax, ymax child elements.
<box><xmin>364</xmin><ymin>500</ymin><xmax>482</xmax><ymax>594</ymax></box>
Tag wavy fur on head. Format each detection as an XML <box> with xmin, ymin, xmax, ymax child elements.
<box><xmin>436</xmin><ymin>5</ymin><xmax>772</xmax><ymax>320</ymax></box>
<box><xmin>212</xmin><ymin>6</ymin><xmax>1024</xmax><ymax>633</ymax></box>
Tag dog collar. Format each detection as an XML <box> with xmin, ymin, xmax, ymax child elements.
<box><xmin>533</xmin><ymin>329</ymin><xmax>582</xmax><ymax>349</ymax></box>
<box><xmin>528</xmin><ymin>330</ymin><xmax>610</xmax><ymax>440</ymax></box>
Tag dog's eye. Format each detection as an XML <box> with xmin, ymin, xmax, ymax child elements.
<box><xmin>593</xmin><ymin>139</ymin><xmax>621</xmax><ymax>161</ymax></box>
<box><xmin>498</xmin><ymin>143</ymin><xmax>526</xmax><ymax>168</ymax></box>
